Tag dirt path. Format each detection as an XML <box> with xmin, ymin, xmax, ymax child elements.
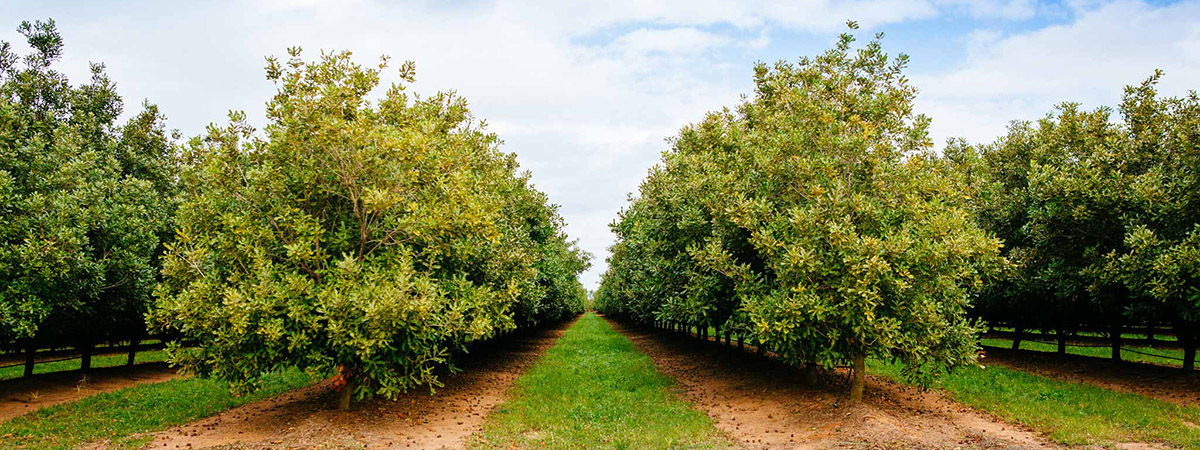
<box><xmin>145</xmin><ymin>318</ymin><xmax>575</xmax><ymax>450</ymax></box>
<box><xmin>0</xmin><ymin>362</ymin><xmax>180</xmax><ymax>422</ymax></box>
<box><xmin>608</xmin><ymin>320</ymin><xmax>1062</xmax><ymax>450</ymax></box>
<box><xmin>982</xmin><ymin>347</ymin><xmax>1200</xmax><ymax>407</ymax></box>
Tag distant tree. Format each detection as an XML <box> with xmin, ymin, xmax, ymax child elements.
<box><xmin>151</xmin><ymin>48</ymin><xmax>587</xmax><ymax>409</ymax></box>
<box><xmin>1113</xmin><ymin>74</ymin><xmax>1200</xmax><ymax>370</ymax></box>
<box><xmin>1020</xmin><ymin>102</ymin><xmax>1141</xmax><ymax>361</ymax></box>
<box><xmin>0</xmin><ymin>19</ymin><xmax>175</xmax><ymax>374</ymax></box>
<box><xmin>959</xmin><ymin>118</ymin><xmax>1090</xmax><ymax>353</ymax></box>
<box><xmin>955</xmin><ymin>72</ymin><xmax>1199</xmax><ymax>368</ymax></box>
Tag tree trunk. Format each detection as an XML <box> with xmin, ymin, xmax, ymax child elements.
<box><xmin>737</xmin><ymin>335</ymin><xmax>744</xmax><ymax>351</ymax></box>
<box><xmin>724</xmin><ymin>330</ymin><xmax>731</xmax><ymax>346</ymax></box>
<box><xmin>1178</xmin><ymin>322</ymin><xmax>1196</xmax><ymax>371</ymax></box>
<box><xmin>127</xmin><ymin>339</ymin><xmax>140</xmax><ymax>366</ymax></box>
<box><xmin>80</xmin><ymin>343</ymin><xmax>94</xmax><ymax>373</ymax></box>
<box><xmin>803</xmin><ymin>362</ymin><xmax>819</xmax><ymax>386</ymax></box>
<box><xmin>1056</xmin><ymin>329</ymin><xmax>1067</xmax><ymax>354</ymax></box>
<box><xmin>756</xmin><ymin>340</ymin><xmax>764</xmax><ymax>356</ymax></box>
<box><xmin>1145</xmin><ymin>324</ymin><xmax>1156</xmax><ymax>342</ymax></box>
<box><xmin>23</xmin><ymin>340</ymin><xmax>36</xmax><ymax>378</ymax></box>
<box><xmin>1011</xmin><ymin>326</ymin><xmax>1023</xmax><ymax>350</ymax></box>
<box><xmin>1184</xmin><ymin>341</ymin><xmax>1196</xmax><ymax>372</ymax></box>
<box><xmin>337</xmin><ymin>378</ymin><xmax>355</xmax><ymax>410</ymax></box>
<box><xmin>849</xmin><ymin>354</ymin><xmax>866</xmax><ymax>403</ymax></box>
<box><xmin>1110</xmin><ymin>321</ymin><xmax>1123</xmax><ymax>363</ymax></box>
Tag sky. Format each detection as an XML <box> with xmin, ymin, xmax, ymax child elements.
<box><xmin>3</xmin><ymin>0</ymin><xmax>1199</xmax><ymax>289</ymax></box>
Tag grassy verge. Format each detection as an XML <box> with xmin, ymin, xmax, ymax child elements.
<box><xmin>0</xmin><ymin>368</ymin><xmax>314</xmax><ymax>450</ymax></box>
<box><xmin>0</xmin><ymin>349</ymin><xmax>167</xmax><ymax>381</ymax></box>
<box><xmin>982</xmin><ymin>337</ymin><xmax>1185</xmax><ymax>368</ymax></box>
<box><xmin>989</xmin><ymin>327</ymin><xmax>1177</xmax><ymax>342</ymax></box>
<box><xmin>469</xmin><ymin>313</ymin><xmax>731</xmax><ymax>450</ymax></box>
<box><xmin>869</xmin><ymin>359</ymin><xmax>1200</xmax><ymax>447</ymax></box>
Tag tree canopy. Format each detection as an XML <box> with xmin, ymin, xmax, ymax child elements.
<box><xmin>597</xmin><ymin>26</ymin><xmax>1003</xmax><ymax>401</ymax></box>
<box><xmin>960</xmin><ymin>73</ymin><xmax>1199</xmax><ymax>370</ymax></box>
<box><xmin>150</xmin><ymin>48</ymin><xmax>588</xmax><ymax>408</ymax></box>
<box><xmin>0</xmin><ymin>19</ymin><xmax>175</xmax><ymax>362</ymax></box>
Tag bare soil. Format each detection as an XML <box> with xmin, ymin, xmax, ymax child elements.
<box><xmin>982</xmin><ymin>347</ymin><xmax>1200</xmax><ymax>407</ymax></box>
<box><xmin>0</xmin><ymin>362</ymin><xmax>180</xmax><ymax>422</ymax></box>
<box><xmin>144</xmin><ymin>319</ymin><xmax>575</xmax><ymax>450</ymax></box>
<box><xmin>608</xmin><ymin>320</ymin><xmax>1063</xmax><ymax>450</ymax></box>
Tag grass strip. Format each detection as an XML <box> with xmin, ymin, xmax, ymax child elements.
<box><xmin>0</xmin><ymin>368</ymin><xmax>314</xmax><ymax>450</ymax></box>
<box><xmin>982</xmin><ymin>337</ymin><xmax>1185</xmax><ymax>368</ymax></box>
<box><xmin>0</xmin><ymin>349</ymin><xmax>168</xmax><ymax>381</ymax></box>
<box><xmin>989</xmin><ymin>327</ymin><xmax>1178</xmax><ymax>342</ymax></box>
<box><xmin>469</xmin><ymin>313</ymin><xmax>731</xmax><ymax>450</ymax></box>
<box><xmin>869</xmin><ymin>359</ymin><xmax>1200</xmax><ymax>447</ymax></box>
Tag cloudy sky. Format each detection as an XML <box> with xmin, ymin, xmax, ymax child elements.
<box><xmin>4</xmin><ymin>0</ymin><xmax>1198</xmax><ymax>289</ymax></box>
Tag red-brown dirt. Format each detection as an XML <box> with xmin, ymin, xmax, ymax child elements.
<box><xmin>0</xmin><ymin>362</ymin><xmax>180</xmax><ymax>422</ymax></box>
<box><xmin>608</xmin><ymin>319</ymin><xmax>1064</xmax><ymax>450</ymax></box>
<box><xmin>142</xmin><ymin>319</ymin><xmax>575</xmax><ymax>450</ymax></box>
<box><xmin>982</xmin><ymin>347</ymin><xmax>1200</xmax><ymax>407</ymax></box>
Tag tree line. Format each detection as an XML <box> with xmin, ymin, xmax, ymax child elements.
<box><xmin>595</xmin><ymin>24</ymin><xmax>1199</xmax><ymax>404</ymax></box>
<box><xmin>956</xmin><ymin>68</ymin><xmax>1198</xmax><ymax>370</ymax></box>
<box><xmin>0</xmin><ymin>19</ymin><xmax>589</xmax><ymax>408</ymax></box>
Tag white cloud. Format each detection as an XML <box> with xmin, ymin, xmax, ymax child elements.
<box><xmin>3</xmin><ymin>0</ymin><xmax>1196</xmax><ymax>289</ymax></box>
<box><xmin>917</xmin><ymin>0</ymin><xmax>1200</xmax><ymax>145</ymax></box>
<box><xmin>612</xmin><ymin>27</ymin><xmax>733</xmax><ymax>55</ymax></box>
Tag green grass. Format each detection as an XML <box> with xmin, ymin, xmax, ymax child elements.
<box><xmin>0</xmin><ymin>349</ymin><xmax>167</xmax><ymax>381</ymax></box>
<box><xmin>0</xmin><ymin>368</ymin><xmax>315</xmax><ymax>450</ymax></box>
<box><xmin>470</xmin><ymin>313</ymin><xmax>731</xmax><ymax>450</ymax></box>
<box><xmin>982</xmin><ymin>337</ymin><xmax>1185</xmax><ymax>368</ymax></box>
<box><xmin>990</xmin><ymin>327</ymin><xmax>1178</xmax><ymax>342</ymax></box>
<box><xmin>869</xmin><ymin>359</ymin><xmax>1200</xmax><ymax>447</ymax></box>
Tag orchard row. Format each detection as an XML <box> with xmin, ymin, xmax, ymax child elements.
<box><xmin>595</xmin><ymin>24</ymin><xmax>1199</xmax><ymax>403</ymax></box>
<box><xmin>0</xmin><ymin>20</ymin><xmax>589</xmax><ymax>407</ymax></box>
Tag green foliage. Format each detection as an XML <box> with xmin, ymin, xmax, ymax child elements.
<box><xmin>0</xmin><ymin>19</ymin><xmax>176</xmax><ymax>352</ymax></box>
<box><xmin>150</xmin><ymin>48</ymin><xmax>588</xmax><ymax>401</ymax></box>
<box><xmin>958</xmin><ymin>71</ymin><xmax>1199</xmax><ymax>368</ymax></box>
<box><xmin>958</xmin><ymin>103</ymin><xmax>1125</xmax><ymax>336</ymax></box>
<box><xmin>597</xmin><ymin>26</ymin><xmax>1001</xmax><ymax>386</ymax></box>
<box><xmin>1112</xmin><ymin>74</ymin><xmax>1200</xmax><ymax>367</ymax></box>
<box><xmin>470</xmin><ymin>313</ymin><xmax>731</xmax><ymax>450</ymax></box>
